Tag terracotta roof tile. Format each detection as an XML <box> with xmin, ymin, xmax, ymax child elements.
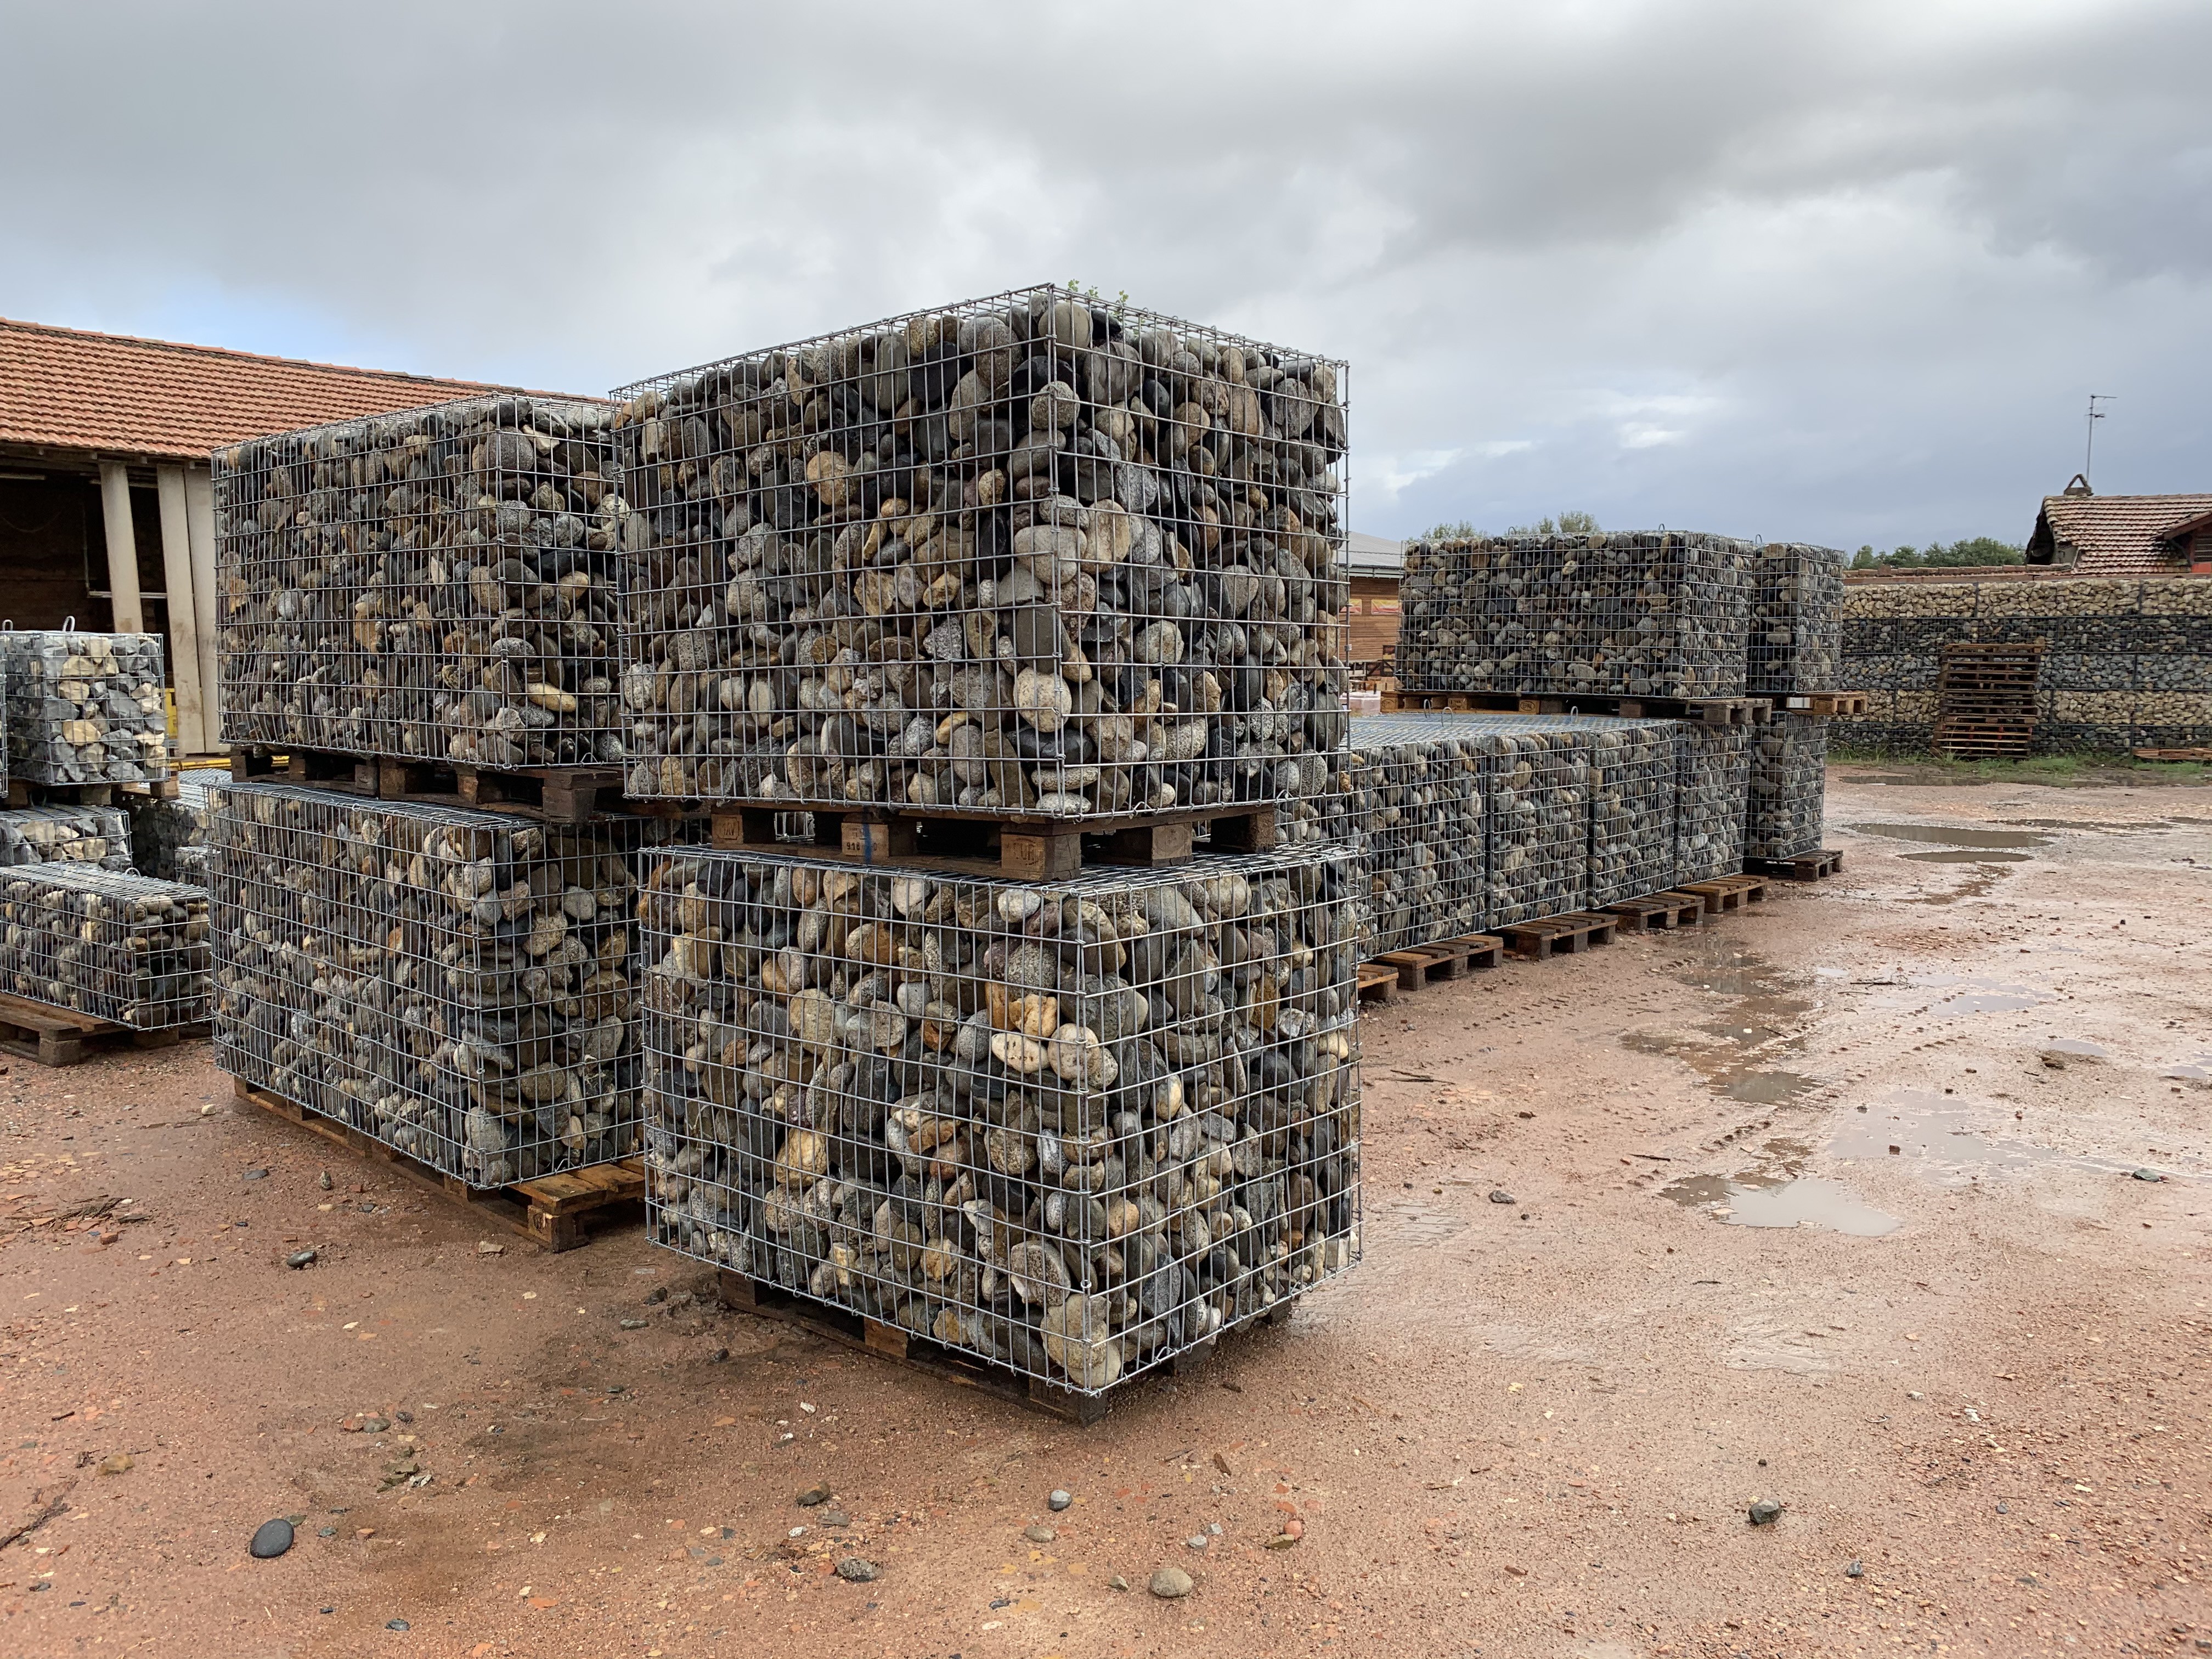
<box><xmin>2033</xmin><ymin>492</ymin><xmax>2212</xmax><ymax>576</ymax></box>
<box><xmin>0</xmin><ymin>317</ymin><xmax>582</xmax><ymax>462</ymax></box>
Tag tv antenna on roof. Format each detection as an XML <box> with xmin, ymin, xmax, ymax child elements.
<box><xmin>2084</xmin><ymin>393</ymin><xmax>2115</xmax><ymax>486</ymax></box>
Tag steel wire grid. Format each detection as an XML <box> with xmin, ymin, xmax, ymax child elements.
<box><xmin>637</xmin><ymin>844</ymin><xmax>1362</xmax><ymax>1393</ymax></box>
<box><xmin>1396</xmin><ymin>532</ymin><xmax>1752</xmax><ymax>699</ymax></box>
<box><xmin>0</xmin><ymin>804</ymin><xmax>135</xmax><ymax>872</ymax></box>
<box><xmin>1746</xmin><ymin>715</ymin><xmax>1827</xmax><ymax>859</ymax></box>
<box><xmin>126</xmin><ymin>771</ymin><xmax>216</xmax><ymax>882</ymax></box>
<box><xmin>1342</xmin><ymin>715</ymin><xmax>1490</xmax><ymax>952</ymax></box>
<box><xmin>208</xmin><ymin>780</ymin><xmax>696</xmax><ymax>1186</ymax></box>
<box><xmin>0</xmin><ymin>864</ymin><xmax>208</xmax><ymax>1028</ymax></box>
<box><xmin>1678</xmin><ymin>724</ymin><xmax>1752</xmax><ymax>882</ymax></box>
<box><xmin>1746</xmin><ymin>543</ymin><xmax>1845</xmax><ymax>695</ymax></box>
<box><xmin>0</xmin><ymin>629</ymin><xmax>171</xmax><ymax>785</ymax></box>
<box><xmin>211</xmin><ymin>394</ymin><xmax>623</xmax><ymax>768</ymax></box>
<box><xmin>1582</xmin><ymin>719</ymin><xmax>1683</xmax><ymax>905</ymax></box>
<box><xmin>610</xmin><ymin>286</ymin><xmax>1351</xmax><ymax>820</ymax></box>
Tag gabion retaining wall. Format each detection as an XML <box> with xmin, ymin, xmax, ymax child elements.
<box><xmin>208</xmin><ymin>781</ymin><xmax>678</xmax><ymax>1185</ymax></box>
<box><xmin>126</xmin><ymin>771</ymin><xmax>215</xmax><ymax>883</ymax></box>
<box><xmin>1746</xmin><ymin>716</ymin><xmax>1827</xmax><ymax>859</ymax></box>
<box><xmin>0</xmin><ymin>630</ymin><xmax>171</xmax><ymax>785</ymax></box>
<box><xmin>1395</xmin><ymin>532</ymin><xmax>1752</xmax><ymax>699</ymax></box>
<box><xmin>1678</xmin><ymin>725</ymin><xmax>1751</xmax><ymax>882</ymax></box>
<box><xmin>638</xmin><ymin>844</ymin><xmax>1360</xmax><ymax>1393</ymax></box>
<box><xmin>0</xmin><ymin>865</ymin><xmax>208</xmax><ymax>1028</ymax></box>
<box><xmin>1836</xmin><ymin>576</ymin><xmax>2212</xmax><ymax>752</ymax></box>
<box><xmin>212</xmin><ymin>394</ymin><xmax>624</xmax><ymax>768</ymax></box>
<box><xmin>1748</xmin><ymin>543</ymin><xmax>1845</xmax><ymax>695</ymax></box>
<box><xmin>0</xmin><ymin>804</ymin><xmax>134</xmax><ymax>872</ymax></box>
<box><xmin>611</xmin><ymin>285</ymin><xmax>1351</xmax><ymax>819</ymax></box>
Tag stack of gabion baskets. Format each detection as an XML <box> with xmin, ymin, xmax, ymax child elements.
<box><xmin>624</xmin><ymin>288</ymin><xmax>1362</xmax><ymax>1401</ymax></box>
<box><xmin>0</xmin><ymin>628</ymin><xmax>172</xmax><ymax>785</ymax></box>
<box><xmin>1396</xmin><ymin>532</ymin><xmax>1752</xmax><ymax>699</ymax></box>
<box><xmin>608</xmin><ymin>285</ymin><xmax>1351</xmax><ymax>820</ymax></box>
<box><xmin>638</xmin><ymin>847</ymin><xmax>1360</xmax><ymax>1390</ymax></box>
<box><xmin>0</xmin><ymin>804</ymin><xmax>134</xmax><ymax>872</ymax></box>
<box><xmin>208</xmin><ymin>780</ymin><xmax>668</xmax><ymax>1185</ymax></box>
<box><xmin>211</xmin><ymin>395</ymin><xmax>624</xmax><ymax>768</ymax></box>
<box><xmin>1741</xmin><ymin>544</ymin><xmax>1842</xmax><ymax>859</ymax></box>
<box><xmin>126</xmin><ymin>771</ymin><xmax>216</xmax><ymax>884</ymax></box>
<box><xmin>0</xmin><ymin>865</ymin><xmax>208</xmax><ymax>1029</ymax></box>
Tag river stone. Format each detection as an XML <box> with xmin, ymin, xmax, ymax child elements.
<box><xmin>249</xmin><ymin>1518</ymin><xmax>295</xmax><ymax>1559</ymax></box>
<box><xmin>206</xmin><ymin>780</ymin><xmax>693</xmax><ymax>1187</ymax></box>
<box><xmin>610</xmin><ymin>286</ymin><xmax>1351</xmax><ymax>819</ymax></box>
<box><xmin>211</xmin><ymin>394</ymin><xmax>623</xmax><ymax>767</ymax></box>
<box><xmin>0</xmin><ymin>865</ymin><xmax>208</xmax><ymax>1029</ymax></box>
<box><xmin>1745</xmin><ymin>715</ymin><xmax>1826</xmax><ymax>860</ymax></box>
<box><xmin>0</xmin><ymin>629</ymin><xmax>171</xmax><ymax>785</ymax></box>
<box><xmin>635</xmin><ymin>844</ymin><xmax>1362</xmax><ymax>1396</ymax></box>
<box><xmin>0</xmin><ymin>803</ymin><xmax>134</xmax><ymax>872</ymax></box>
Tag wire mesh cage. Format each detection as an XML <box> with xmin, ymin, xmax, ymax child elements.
<box><xmin>1678</xmin><ymin>724</ymin><xmax>1751</xmax><ymax>882</ymax></box>
<box><xmin>126</xmin><ymin>770</ymin><xmax>216</xmax><ymax>882</ymax></box>
<box><xmin>211</xmin><ymin>394</ymin><xmax>623</xmax><ymax>769</ymax></box>
<box><xmin>0</xmin><ymin>864</ymin><xmax>209</xmax><ymax>1028</ymax></box>
<box><xmin>637</xmin><ymin>843</ymin><xmax>1361</xmax><ymax>1394</ymax></box>
<box><xmin>208</xmin><ymin>780</ymin><xmax>691</xmax><ymax>1186</ymax></box>
<box><xmin>1584</xmin><ymin>719</ymin><xmax>1682</xmax><ymax>906</ymax></box>
<box><xmin>0</xmin><ymin>628</ymin><xmax>172</xmax><ymax>785</ymax></box>
<box><xmin>1746</xmin><ymin>715</ymin><xmax>1829</xmax><ymax>859</ymax></box>
<box><xmin>1473</xmin><ymin>720</ymin><xmax>1592</xmax><ymax>924</ymax></box>
<box><xmin>1342</xmin><ymin>715</ymin><xmax>1489</xmax><ymax>952</ymax></box>
<box><xmin>0</xmin><ymin>804</ymin><xmax>135</xmax><ymax>871</ymax></box>
<box><xmin>1396</xmin><ymin>532</ymin><xmax>1752</xmax><ymax>700</ymax></box>
<box><xmin>610</xmin><ymin>285</ymin><xmax>1352</xmax><ymax>821</ymax></box>
<box><xmin>1747</xmin><ymin>543</ymin><xmax>1845</xmax><ymax>694</ymax></box>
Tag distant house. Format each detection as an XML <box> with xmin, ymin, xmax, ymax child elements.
<box><xmin>2025</xmin><ymin>479</ymin><xmax>2212</xmax><ymax>576</ymax></box>
<box><xmin>0</xmin><ymin>317</ymin><xmax>538</xmax><ymax>753</ymax></box>
<box><xmin>1345</xmin><ymin>531</ymin><xmax>1403</xmax><ymax>665</ymax></box>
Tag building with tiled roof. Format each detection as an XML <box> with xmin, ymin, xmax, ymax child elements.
<box><xmin>2025</xmin><ymin>481</ymin><xmax>2212</xmax><ymax>577</ymax></box>
<box><xmin>0</xmin><ymin>317</ymin><xmax>546</xmax><ymax>754</ymax></box>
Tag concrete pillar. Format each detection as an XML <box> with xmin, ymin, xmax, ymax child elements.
<box><xmin>155</xmin><ymin>465</ymin><xmax>210</xmax><ymax>754</ymax></box>
<box><xmin>183</xmin><ymin>466</ymin><xmax>223</xmax><ymax>747</ymax></box>
<box><xmin>98</xmin><ymin>462</ymin><xmax>144</xmax><ymax>634</ymax></box>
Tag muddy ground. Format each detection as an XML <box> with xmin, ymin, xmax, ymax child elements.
<box><xmin>3</xmin><ymin>772</ymin><xmax>2208</xmax><ymax>1659</ymax></box>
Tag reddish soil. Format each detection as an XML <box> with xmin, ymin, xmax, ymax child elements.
<box><xmin>3</xmin><ymin>774</ymin><xmax>2209</xmax><ymax>1658</ymax></box>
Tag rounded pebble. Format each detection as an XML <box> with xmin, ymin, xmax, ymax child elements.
<box><xmin>834</xmin><ymin>1558</ymin><xmax>878</xmax><ymax>1583</ymax></box>
<box><xmin>1047</xmin><ymin>1489</ymin><xmax>1073</xmax><ymax>1512</ymax></box>
<box><xmin>249</xmin><ymin>1518</ymin><xmax>294</xmax><ymax>1559</ymax></box>
<box><xmin>1149</xmin><ymin>1566</ymin><xmax>1194</xmax><ymax>1598</ymax></box>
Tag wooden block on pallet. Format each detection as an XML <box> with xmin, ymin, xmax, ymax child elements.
<box><xmin>1499</xmin><ymin>912</ymin><xmax>1616</xmax><ymax>960</ymax></box>
<box><xmin>1605</xmin><ymin>893</ymin><xmax>1704</xmax><ymax>931</ymax></box>
<box><xmin>1748</xmin><ymin>848</ymin><xmax>1844</xmax><ymax>881</ymax></box>
<box><xmin>1356</xmin><ymin>962</ymin><xmax>1401</xmax><ymax>1006</ymax></box>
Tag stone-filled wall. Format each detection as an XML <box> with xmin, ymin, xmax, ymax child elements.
<box><xmin>0</xmin><ymin>865</ymin><xmax>208</xmax><ymax>1028</ymax></box>
<box><xmin>1836</xmin><ymin>576</ymin><xmax>2212</xmax><ymax>752</ymax></box>
<box><xmin>0</xmin><ymin>804</ymin><xmax>134</xmax><ymax>872</ymax></box>
<box><xmin>637</xmin><ymin>844</ymin><xmax>1361</xmax><ymax>1392</ymax></box>
<box><xmin>0</xmin><ymin>630</ymin><xmax>171</xmax><ymax>786</ymax></box>
<box><xmin>1746</xmin><ymin>716</ymin><xmax>1826</xmax><ymax>859</ymax></box>
<box><xmin>610</xmin><ymin>286</ymin><xmax>1350</xmax><ymax>820</ymax></box>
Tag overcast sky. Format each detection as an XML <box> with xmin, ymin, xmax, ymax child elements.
<box><xmin>6</xmin><ymin>0</ymin><xmax>2207</xmax><ymax>549</ymax></box>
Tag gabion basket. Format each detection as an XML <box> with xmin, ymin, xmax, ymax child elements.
<box><xmin>1678</xmin><ymin>725</ymin><xmax>1751</xmax><ymax>882</ymax></box>
<box><xmin>1342</xmin><ymin>715</ymin><xmax>1489</xmax><ymax>954</ymax></box>
<box><xmin>0</xmin><ymin>627</ymin><xmax>172</xmax><ymax>785</ymax></box>
<box><xmin>1584</xmin><ymin>719</ymin><xmax>1682</xmax><ymax>906</ymax></box>
<box><xmin>0</xmin><ymin>865</ymin><xmax>208</xmax><ymax>1028</ymax></box>
<box><xmin>1396</xmin><ymin>532</ymin><xmax>1752</xmax><ymax>700</ymax></box>
<box><xmin>639</xmin><ymin>844</ymin><xmax>1361</xmax><ymax>1395</ymax></box>
<box><xmin>1476</xmin><ymin>721</ymin><xmax>1592</xmax><ymax>924</ymax></box>
<box><xmin>1747</xmin><ymin>543</ymin><xmax>1845</xmax><ymax>694</ymax></box>
<box><xmin>610</xmin><ymin>285</ymin><xmax>1351</xmax><ymax>820</ymax></box>
<box><xmin>126</xmin><ymin>770</ymin><xmax>215</xmax><ymax>882</ymax></box>
<box><xmin>1746</xmin><ymin>715</ymin><xmax>1827</xmax><ymax>859</ymax></box>
<box><xmin>0</xmin><ymin>804</ymin><xmax>134</xmax><ymax>872</ymax></box>
<box><xmin>211</xmin><ymin>394</ymin><xmax>623</xmax><ymax>769</ymax></box>
<box><xmin>208</xmin><ymin>780</ymin><xmax>687</xmax><ymax>1186</ymax></box>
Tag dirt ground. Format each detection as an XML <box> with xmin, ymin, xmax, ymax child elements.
<box><xmin>4</xmin><ymin>771</ymin><xmax>2209</xmax><ymax>1659</ymax></box>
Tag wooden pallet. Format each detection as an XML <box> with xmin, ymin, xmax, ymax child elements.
<box><xmin>2134</xmin><ymin>747</ymin><xmax>2212</xmax><ymax>763</ymax></box>
<box><xmin>1604</xmin><ymin>891</ymin><xmax>1708</xmax><ymax>930</ymax></box>
<box><xmin>1498</xmin><ymin>911</ymin><xmax>1619</xmax><ymax>960</ymax></box>
<box><xmin>1933</xmin><ymin>643</ymin><xmax>2042</xmax><ymax>759</ymax></box>
<box><xmin>1356</xmin><ymin>961</ymin><xmax>1403</xmax><ymax>1006</ymax></box>
<box><xmin>0</xmin><ymin>992</ymin><xmax>202</xmax><ymax>1068</ymax></box>
<box><xmin>235</xmin><ymin>1080</ymin><xmax>645</xmax><ymax>1251</ymax></box>
<box><xmin>1374</xmin><ymin>933</ymin><xmax>1505</xmax><ymax>991</ymax></box>
<box><xmin>1780</xmin><ymin>692</ymin><xmax>1870</xmax><ymax>717</ymax></box>
<box><xmin>228</xmin><ymin>749</ymin><xmax>670</xmax><ymax>826</ymax></box>
<box><xmin>712</xmin><ymin>800</ymin><xmax>1278</xmax><ymax>880</ymax></box>
<box><xmin>4</xmin><ymin>775</ymin><xmax>180</xmax><ymax>809</ymax></box>
<box><xmin>1383</xmin><ymin>690</ymin><xmax>1771</xmax><ymax>725</ymax></box>
<box><xmin>1747</xmin><ymin>848</ymin><xmax>1845</xmax><ymax>881</ymax></box>
<box><xmin>715</xmin><ymin>1267</ymin><xmax>1290</xmax><ymax>1425</ymax></box>
<box><xmin>1679</xmin><ymin>874</ymin><xmax>1770</xmax><ymax>913</ymax></box>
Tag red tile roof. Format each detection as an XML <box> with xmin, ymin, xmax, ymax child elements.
<box><xmin>2029</xmin><ymin>492</ymin><xmax>2212</xmax><ymax>576</ymax></box>
<box><xmin>0</xmin><ymin>317</ymin><xmax>562</xmax><ymax>463</ymax></box>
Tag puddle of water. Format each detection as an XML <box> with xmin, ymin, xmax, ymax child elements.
<box><xmin>2009</xmin><ymin>819</ymin><xmax>2162</xmax><ymax>833</ymax></box>
<box><xmin>1877</xmin><ymin>975</ymin><xmax>2050</xmax><ymax>1018</ymax></box>
<box><xmin>1831</xmin><ymin>1093</ymin><xmax>2069</xmax><ymax>1186</ymax></box>
<box><xmin>2160</xmin><ymin>1053</ymin><xmax>2212</xmax><ymax>1084</ymax></box>
<box><xmin>1661</xmin><ymin>1172</ymin><xmax>1900</xmax><ymax>1237</ymax></box>
<box><xmin>1722</xmin><ymin>1070</ymin><xmax>1820</xmax><ymax>1105</ymax></box>
<box><xmin>1911</xmin><ymin>865</ymin><xmax>2012</xmax><ymax>905</ymax></box>
<box><xmin>1900</xmin><ymin>849</ymin><xmax>2035</xmax><ymax>865</ymax></box>
<box><xmin>2042</xmin><ymin>1038</ymin><xmax>2108</xmax><ymax>1059</ymax></box>
<box><xmin>1850</xmin><ymin>822</ymin><xmax>2052</xmax><ymax>849</ymax></box>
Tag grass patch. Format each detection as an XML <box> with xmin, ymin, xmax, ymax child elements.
<box><xmin>1829</xmin><ymin>744</ymin><xmax>2208</xmax><ymax>786</ymax></box>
